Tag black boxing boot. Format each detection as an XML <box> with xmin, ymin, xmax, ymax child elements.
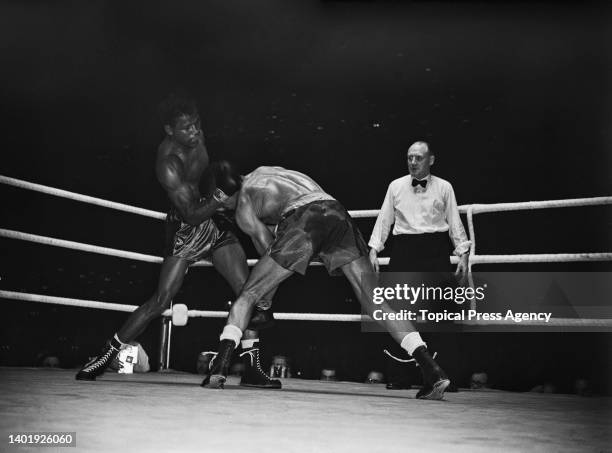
<box><xmin>76</xmin><ymin>335</ymin><xmax>122</xmax><ymax>381</ymax></box>
<box><xmin>412</xmin><ymin>346</ymin><xmax>450</xmax><ymax>400</ymax></box>
<box><xmin>239</xmin><ymin>346</ymin><xmax>281</xmax><ymax>389</ymax></box>
<box><xmin>201</xmin><ymin>339</ymin><xmax>235</xmax><ymax>389</ymax></box>
<box><xmin>383</xmin><ymin>348</ymin><xmax>415</xmax><ymax>390</ymax></box>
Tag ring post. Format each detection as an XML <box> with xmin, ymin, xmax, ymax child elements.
<box><xmin>467</xmin><ymin>207</ymin><xmax>477</xmax><ymax>311</ymax></box>
<box><xmin>158</xmin><ymin>308</ymin><xmax>172</xmax><ymax>370</ymax></box>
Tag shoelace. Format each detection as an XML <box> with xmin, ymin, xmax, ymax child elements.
<box><xmin>82</xmin><ymin>347</ymin><xmax>117</xmax><ymax>372</ymax></box>
<box><xmin>201</xmin><ymin>351</ymin><xmax>218</xmax><ymax>372</ymax></box>
<box><xmin>383</xmin><ymin>349</ymin><xmax>437</xmax><ymax>367</ymax></box>
<box><xmin>239</xmin><ymin>348</ymin><xmax>273</xmax><ymax>379</ymax></box>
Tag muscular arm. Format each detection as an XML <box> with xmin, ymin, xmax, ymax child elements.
<box><xmin>235</xmin><ymin>190</ymin><xmax>275</xmax><ymax>256</ymax></box>
<box><xmin>158</xmin><ymin>156</ymin><xmax>221</xmax><ymax>226</ymax></box>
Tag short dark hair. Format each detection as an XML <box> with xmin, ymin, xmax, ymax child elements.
<box><xmin>158</xmin><ymin>94</ymin><xmax>199</xmax><ymax>127</ymax></box>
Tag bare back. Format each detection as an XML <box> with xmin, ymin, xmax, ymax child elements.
<box><xmin>242</xmin><ymin>166</ymin><xmax>333</xmax><ymax>224</ymax></box>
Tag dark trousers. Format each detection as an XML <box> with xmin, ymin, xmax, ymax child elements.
<box><xmin>388</xmin><ymin>232</ymin><xmax>452</xmax><ymax>273</ymax></box>
<box><xmin>385</xmin><ymin>233</ymin><xmax>461</xmax><ymax>385</ymax></box>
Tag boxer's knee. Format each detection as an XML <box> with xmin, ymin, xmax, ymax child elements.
<box><xmin>240</xmin><ymin>289</ymin><xmax>261</xmax><ymax>307</ymax></box>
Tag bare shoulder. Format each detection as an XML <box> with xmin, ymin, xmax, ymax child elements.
<box><xmin>235</xmin><ymin>188</ymin><xmax>257</xmax><ymax>222</ymax></box>
<box><xmin>156</xmin><ymin>143</ymin><xmax>185</xmax><ymax>190</ymax></box>
<box><xmin>241</xmin><ymin>179</ymin><xmax>276</xmax><ymax>201</ymax></box>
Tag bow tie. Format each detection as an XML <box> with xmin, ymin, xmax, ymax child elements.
<box><xmin>411</xmin><ymin>178</ymin><xmax>427</xmax><ymax>188</ymax></box>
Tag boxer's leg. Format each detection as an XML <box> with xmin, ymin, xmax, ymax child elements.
<box><xmin>211</xmin><ymin>243</ymin><xmax>281</xmax><ymax>388</ymax></box>
<box><xmin>211</xmin><ymin>242</ymin><xmax>258</xmax><ymax>340</ymax></box>
<box><xmin>226</xmin><ymin>255</ymin><xmax>293</xmax><ymax>334</ymax></box>
<box><xmin>340</xmin><ymin>257</ymin><xmax>417</xmax><ymax>341</ymax></box>
<box><xmin>341</xmin><ymin>256</ymin><xmax>450</xmax><ymax>400</ymax></box>
<box><xmin>76</xmin><ymin>256</ymin><xmax>190</xmax><ymax>380</ymax></box>
<box><xmin>211</xmin><ymin>242</ymin><xmax>276</xmax><ymax>332</ymax></box>
<box><xmin>203</xmin><ymin>256</ymin><xmax>293</xmax><ymax>388</ymax></box>
<box><xmin>118</xmin><ymin>256</ymin><xmax>190</xmax><ymax>341</ymax></box>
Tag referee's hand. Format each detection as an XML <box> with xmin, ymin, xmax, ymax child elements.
<box><xmin>369</xmin><ymin>248</ymin><xmax>380</xmax><ymax>273</ymax></box>
<box><xmin>455</xmin><ymin>253</ymin><xmax>469</xmax><ymax>286</ymax></box>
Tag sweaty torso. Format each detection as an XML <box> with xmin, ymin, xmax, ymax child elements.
<box><xmin>155</xmin><ymin>137</ymin><xmax>211</xmax><ymax>206</ymax></box>
<box><xmin>242</xmin><ymin>166</ymin><xmax>333</xmax><ymax>224</ymax></box>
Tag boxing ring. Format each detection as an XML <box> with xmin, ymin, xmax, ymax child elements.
<box><xmin>1</xmin><ymin>366</ymin><xmax>611</xmax><ymax>452</ymax></box>
<box><xmin>1</xmin><ymin>175</ymin><xmax>611</xmax><ymax>452</ymax></box>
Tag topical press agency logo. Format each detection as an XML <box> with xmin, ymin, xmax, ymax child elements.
<box><xmin>360</xmin><ymin>272</ymin><xmax>612</xmax><ymax>333</ymax></box>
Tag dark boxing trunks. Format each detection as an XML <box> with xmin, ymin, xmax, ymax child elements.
<box><xmin>268</xmin><ymin>200</ymin><xmax>369</xmax><ymax>275</ymax></box>
<box><xmin>164</xmin><ymin>208</ymin><xmax>238</xmax><ymax>262</ymax></box>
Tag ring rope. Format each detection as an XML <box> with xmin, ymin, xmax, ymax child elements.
<box><xmin>0</xmin><ymin>175</ymin><xmax>379</xmax><ymax>219</ymax></box>
<box><xmin>3</xmin><ymin>228</ymin><xmax>609</xmax><ymax>266</ymax></box>
<box><xmin>2</xmin><ymin>290</ymin><xmax>610</xmax><ymax>327</ymax></box>
<box><xmin>0</xmin><ymin>228</ymin><xmax>387</xmax><ymax>267</ymax></box>
<box><xmin>0</xmin><ymin>290</ymin><xmax>362</xmax><ymax>322</ymax></box>
<box><xmin>2</xmin><ymin>175</ymin><xmax>611</xmax><ymax>329</ymax></box>
<box><xmin>469</xmin><ymin>253</ymin><xmax>612</xmax><ymax>264</ymax></box>
<box><xmin>0</xmin><ymin>175</ymin><xmax>165</xmax><ymax>220</ymax></box>
<box><xmin>461</xmin><ymin>318</ymin><xmax>612</xmax><ymax>327</ymax></box>
<box><xmin>0</xmin><ymin>228</ymin><xmax>164</xmax><ymax>264</ymax></box>
<box><xmin>468</xmin><ymin>197</ymin><xmax>612</xmax><ymax>214</ymax></box>
<box><xmin>0</xmin><ymin>290</ymin><xmax>140</xmax><ymax>313</ymax></box>
<box><xmin>3</xmin><ymin>174</ymin><xmax>610</xmax><ymax>219</ymax></box>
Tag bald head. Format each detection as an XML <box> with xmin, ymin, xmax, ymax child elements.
<box><xmin>406</xmin><ymin>141</ymin><xmax>435</xmax><ymax>179</ymax></box>
<box><xmin>407</xmin><ymin>141</ymin><xmax>432</xmax><ymax>155</ymax></box>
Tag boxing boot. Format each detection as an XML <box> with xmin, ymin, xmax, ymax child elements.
<box><xmin>383</xmin><ymin>348</ymin><xmax>416</xmax><ymax>390</ymax></box>
<box><xmin>412</xmin><ymin>345</ymin><xmax>450</xmax><ymax>400</ymax></box>
<box><xmin>239</xmin><ymin>346</ymin><xmax>281</xmax><ymax>389</ymax></box>
<box><xmin>75</xmin><ymin>336</ymin><xmax>122</xmax><ymax>381</ymax></box>
<box><xmin>201</xmin><ymin>339</ymin><xmax>235</xmax><ymax>389</ymax></box>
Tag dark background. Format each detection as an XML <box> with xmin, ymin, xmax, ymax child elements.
<box><xmin>1</xmin><ymin>0</ymin><xmax>611</xmax><ymax>394</ymax></box>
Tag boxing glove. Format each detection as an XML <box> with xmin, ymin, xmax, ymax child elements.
<box><xmin>210</xmin><ymin>160</ymin><xmax>241</xmax><ymax>202</ymax></box>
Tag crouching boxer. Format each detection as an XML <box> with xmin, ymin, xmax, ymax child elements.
<box><xmin>76</xmin><ymin>95</ymin><xmax>278</xmax><ymax>388</ymax></box>
<box><xmin>202</xmin><ymin>166</ymin><xmax>450</xmax><ymax>400</ymax></box>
